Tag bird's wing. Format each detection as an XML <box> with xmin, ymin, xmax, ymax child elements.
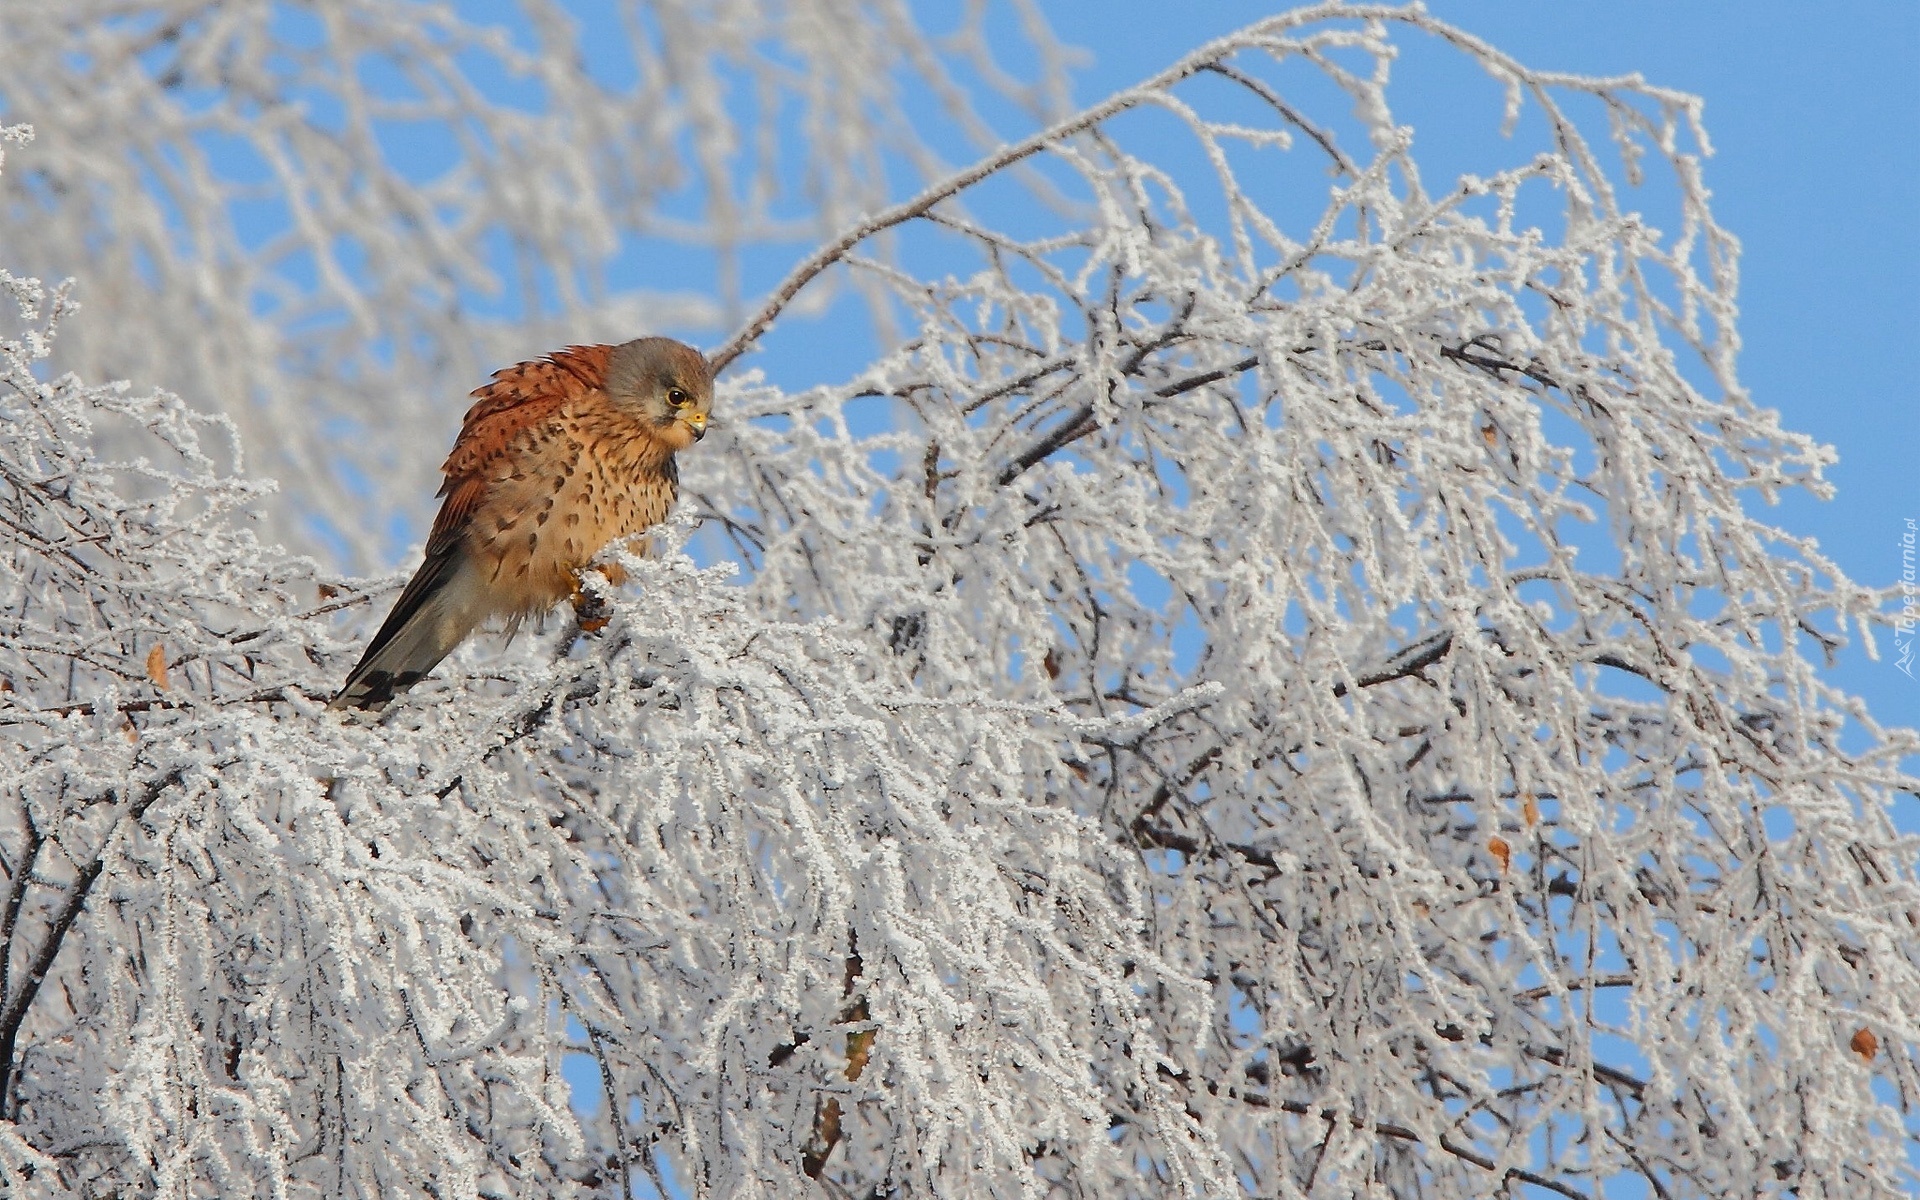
<box><xmin>426</xmin><ymin>344</ymin><xmax>613</xmax><ymax>556</ymax></box>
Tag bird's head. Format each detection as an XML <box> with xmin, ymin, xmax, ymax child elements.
<box><xmin>605</xmin><ymin>336</ymin><xmax>714</xmax><ymax>452</ymax></box>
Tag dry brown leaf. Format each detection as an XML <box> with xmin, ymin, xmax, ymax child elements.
<box><xmin>1488</xmin><ymin>836</ymin><xmax>1511</xmax><ymax>872</ymax></box>
<box><xmin>1851</xmin><ymin>1027</ymin><xmax>1878</xmax><ymax>1062</ymax></box>
<box><xmin>1523</xmin><ymin>795</ymin><xmax>1540</xmax><ymax>826</ymax></box>
<box><xmin>846</xmin><ymin>1027</ymin><xmax>874</xmax><ymax>1081</ymax></box>
<box><xmin>145</xmin><ymin>643</ymin><xmax>170</xmax><ymax>691</ymax></box>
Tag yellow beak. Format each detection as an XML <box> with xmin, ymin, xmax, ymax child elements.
<box><xmin>684</xmin><ymin>412</ymin><xmax>708</xmax><ymax>440</ymax></box>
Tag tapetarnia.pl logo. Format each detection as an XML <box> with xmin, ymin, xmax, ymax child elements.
<box><xmin>1897</xmin><ymin>517</ymin><xmax>1917</xmax><ymax>679</ymax></box>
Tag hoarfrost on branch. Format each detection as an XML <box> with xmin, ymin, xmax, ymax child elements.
<box><xmin>0</xmin><ymin>5</ymin><xmax>1915</xmax><ymax>1199</ymax></box>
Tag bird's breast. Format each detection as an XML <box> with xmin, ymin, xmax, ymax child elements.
<box><xmin>465</xmin><ymin>411</ymin><xmax>679</xmax><ymax>618</ymax></box>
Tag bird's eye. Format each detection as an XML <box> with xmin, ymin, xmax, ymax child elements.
<box><xmin>667</xmin><ymin>387</ymin><xmax>691</xmax><ymax>408</ymax></box>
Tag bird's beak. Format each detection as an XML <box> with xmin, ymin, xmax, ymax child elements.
<box><xmin>685</xmin><ymin>412</ymin><xmax>708</xmax><ymax>441</ymax></box>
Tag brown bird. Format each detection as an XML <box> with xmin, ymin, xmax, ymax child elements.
<box><xmin>330</xmin><ymin>337</ymin><xmax>713</xmax><ymax>711</ymax></box>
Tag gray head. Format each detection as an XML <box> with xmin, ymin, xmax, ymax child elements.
<box><xmin>604</xmin><ymin>336</ymin><xmax>713</xmax><ymax>451</ymax></box>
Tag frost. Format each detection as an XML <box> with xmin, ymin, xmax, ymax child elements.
<box><xmin>1</xmin><ymin>5</ymin><xmax>1916</xmax><ymax>1200</ymax></box>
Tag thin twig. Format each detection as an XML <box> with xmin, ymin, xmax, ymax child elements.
<box><xmin>996</xmin><ymin>355</ymin><xmax>1262</xmax><ymax>486</ymax></box>
<box><xmin>705</xmin><ymin>4</ymin><xmax>1374</xmax><ymax>374</ymax></box>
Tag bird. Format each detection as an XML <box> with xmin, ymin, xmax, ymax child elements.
<box><xmin>330</xmin><ymin>336</ymin><xmax>713</xmax><ymax>712</ymax></box>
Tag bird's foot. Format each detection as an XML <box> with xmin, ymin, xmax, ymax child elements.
<box><xmin>570</xmin><ymin>595</ymin><xmax>611</xmax><ymax>633</ymax></box>
<box><xmin>569</xmin><ymin>564</ymin><xmax>624</xmax><ymax>633</ymax></box>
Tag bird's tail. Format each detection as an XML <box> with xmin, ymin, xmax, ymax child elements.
<box><xmin>330</xmin><ymin>549</ymin><xmax>486</xmax><ymax>712</ymax></box>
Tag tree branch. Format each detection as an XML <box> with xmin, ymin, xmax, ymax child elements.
<box><xmin>0</xmin><ymin>765</ymin><xmax>188</xmax><ymax>1112</ymax></box>
<box><xmin>1256</xmin><ymin>1096</ymin><xmax>1594</xmax><ymax>1200</ymax></box>
<box><xmin>0</xmin><ymin>807</ymin><xmax>43</xmax><ymax>1020</ymax></box>
<box><xmin>1333</xmin><ymin>632</ymin><xmax>1454</xmax><ymax>697</ymax></box>
<box><xmin>996</xmin><ymin>355</ymin><xmax>1261</xmax><ymax>486</ymax></box>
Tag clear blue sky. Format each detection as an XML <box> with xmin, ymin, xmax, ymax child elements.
<box><xmin>1044</xmin><ymin>0</ymin><xmax>1920</xmax><ymax>736</ymax></box>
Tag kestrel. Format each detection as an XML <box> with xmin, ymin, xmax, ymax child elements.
<box><xmin>330</xmin><ymin>337</ymin><xmax>713</xmax><ymax>712</ymax></box>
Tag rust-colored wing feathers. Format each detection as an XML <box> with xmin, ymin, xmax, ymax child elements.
<box><xmin>442</xmin><ymin>346</ymin><xmax>611</xmax><ymax>478</ymax></box>
<box><xmin>428</xmin><ymin>346</ymin><xmax>612</xmax><ymax>553</ymax></box>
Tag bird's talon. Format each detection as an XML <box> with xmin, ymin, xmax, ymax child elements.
<box><xmin>570</xmin><ymin>579</ymin><xmax>614</xmax><ymax>633</ymax></box>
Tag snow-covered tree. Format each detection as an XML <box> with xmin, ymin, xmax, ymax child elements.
<box><xmin>0</xmin><ymin>0</ymin><xmax>1071</xmax><ymax>565</ymax></box>
<box><xmin>2</xmin><ymin>5</ymin><xmax>1916</xmax><ymax>1198</ymax></box>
